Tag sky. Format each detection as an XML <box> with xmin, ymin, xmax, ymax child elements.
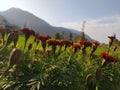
<box><xmin>0</xmin><ymin>0</ymin><xmax>120</xmax><ymax>43</ymax></box>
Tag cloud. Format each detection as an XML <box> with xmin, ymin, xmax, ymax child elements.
<box><xmin>61</xmin><ymin>15</ymin><xmax>120</xmax><ymax>43</ymax></box>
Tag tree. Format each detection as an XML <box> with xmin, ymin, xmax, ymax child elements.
<box><xmin>69</xmin><ymin>33</ymin><xmax>73</xmax><ymax>41</ymax></box>
<box><xmin>53</xmin><ymin>32</ymin><xmax>64</xmax><ymax>40</ymax></box>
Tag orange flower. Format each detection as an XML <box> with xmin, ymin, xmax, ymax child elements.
<box><xmin>36</xmin><ymin>35</ymin><xmax>51</xmax><ymax>41</ymax></box>
<box><xmin>72</xmin><ymin>43</ymin><xmax>81</xmax><ymax>53</ymax></box>
<box><xmin>72</xmin><ymin>44</ymin><xmax>81</xmax><ymax>49</ymax></box>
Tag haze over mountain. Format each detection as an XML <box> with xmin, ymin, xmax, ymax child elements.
<box><xmin>0</xmin><ymin>15</ymin><xmax>4</xmax><ymax>21</ymax></box>
<box><xmin>0</xmin><ymin>7</ymin><xmax>91</xmax><ymax>40</ymax></box>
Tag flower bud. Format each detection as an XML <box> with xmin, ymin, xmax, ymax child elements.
<box><xmin>86</xmin><ymin>73</ymin><xmax>95</xmax><ymax>90</ymax></box>
<box><xmin>96</xmin><ymin>68</ymin><xmax>103</xmax><ymax>81</ymax></box>
<box><xmin>9</xmin><ymin>48</ymin><xmax>22</xmax><ymax>66</ymax></box>
<box><xmin>6</xmin><ymin>32</ymin><xmax>15</xmax><ymax>46</ymax></box>
<box><xmin>13</xmin><ymin>31</ymin><xmax>19</xmax><ymax>47</ymax></box>
<box><xmin>108</xmin><ymin>35</ymin><xmax>115</xmax><ymax>48</ymax></box>
<box><xmin>86</xmin><ymin>73</ymin><xmax>93</xmax><ymax>81</ymax></box>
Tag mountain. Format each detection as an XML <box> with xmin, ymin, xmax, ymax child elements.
<box><xmin>0</xmin><ymin>15</ymin><xmax>4</xmax><ymax>21</ymax></box>
<box><xmin>0</xmin><ymin>7</ymin><xmax>92</xmax><ymax>40</ymax></box>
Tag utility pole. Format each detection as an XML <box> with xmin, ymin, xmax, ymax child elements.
<box><xmin>80</xmin><ymin>21</ymin><xmax>86</xmax><ymax>40</ymax></box>
<box><xmin>82</xmin><ymin>21</ymin><xmax>86</xmax><ymax>32</ymax></box>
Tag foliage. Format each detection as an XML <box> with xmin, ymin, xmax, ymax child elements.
<box><xmin>0</xmin><ymin>29</ymin><xmax>120</xmax><ymax>90</ymax></box>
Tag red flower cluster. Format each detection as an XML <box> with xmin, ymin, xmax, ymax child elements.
<box><xmin>36</xmin><ymin>35</ymin><xmax>51</xmax><ymax>41</ymax></box>
<box><xmin>21</xmin><ymin>28</ymin><xmax>35</xmax><ymax>36</ymax></box>
<box><xmin>61</xmin><ymin>40</ymin><xmax>73</xmax><ymax>47</ymax></box>
<box><xmin>100</xmin><ymin>52</ymin><xmax>117</xmax><ymax>65</ymax></box>
<box><xmin>80</xmin><ymin>40</ymin><xmax>92</xmax><ymax>47</ymax></box>
<box><xmin>47</xmin><ymin>40</ymin><xmax>60</xmax><ymax>54</ymax></box>
<box><xmin>47</xmin><ymin>40</ymin><xmax>60</xmax><ymax>47</ymax></box>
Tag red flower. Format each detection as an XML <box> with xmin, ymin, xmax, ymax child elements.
<box><xmin>80</xmin><ymin>40</ymin><xmax>92</xmax><ymax>47</ymax></box>
<box><xmin>36</xmin><ymin>35</ymin><xmax>51</xmax><ymax>52</ymax></box>
<box><xmin>61</xmin><ymin>40</ymin><xmax>73</xmax><ymax>50</ymax></box>
<box><xmin>108</xmin><ymin>35</ymin><xmax>115</xmax><ymax>41</ymax></box>
<box><xmin>100</xmin><ymin>52</ymin><xmax>109</xmax><ymax>59</ymax></box>
<box><xmin>21</xmin><ymin>28</ymin><xmax>35</xmax><ymax>36</ymax></box>
<box><xmin>100</xmin><ymin>52</ymin><xmax>117</xmax><ymax>65</ymax></box>
<box><xmin>61</xmin><ymin>40</ymin><xmax>73</xmax><ymax>47</ymax></box>
<box><xmin>36</xmin><ymin>35</ymin><xmax>51</xmax><ymax>41</ymax></box>
<box><xmin>58</xmin><ymin>41</ymin><xmax>64</xmax><ymax>46</ymax></box>
<box><xmin>21</xmin><ymin>28</ymin><xmax>36</xmax><ymax>49</ymax></box>
<box><xmin>47</xmin><ymin>40</ymin><xmax>60</xmax><ymax>54</ymax></box>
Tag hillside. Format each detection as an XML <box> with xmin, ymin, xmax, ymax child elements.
<box><xmin>0</xmin><ymin>7</ymin><xmax>91</xmax><ymax>40</ymax></box>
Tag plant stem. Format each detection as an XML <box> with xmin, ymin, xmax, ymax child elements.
<box><xmin>96</xmin><ymin>84</ymin><xmax>99</xmax><ymax>90</ymax></box>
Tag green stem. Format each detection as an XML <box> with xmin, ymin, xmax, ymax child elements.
<box><xmin>96</xmin><ymin>84</ymin><xmax>99</xmax><ymax>90</ymax></box>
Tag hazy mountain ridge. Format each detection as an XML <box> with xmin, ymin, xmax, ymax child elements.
<box><xmin>0</xmin><ymin>7</ymin><xmax>92</xmax><ymax>40</ymax></box>
<box><xmin>0</xmin><ymin>15</ymin><xmax>4</xmax><ymax>21</ymax></box>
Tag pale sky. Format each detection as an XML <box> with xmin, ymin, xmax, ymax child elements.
<box><xmin>0</xmin><ymin>0</ymin><xmax>120</xmax><ymax>43</ymax></box>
